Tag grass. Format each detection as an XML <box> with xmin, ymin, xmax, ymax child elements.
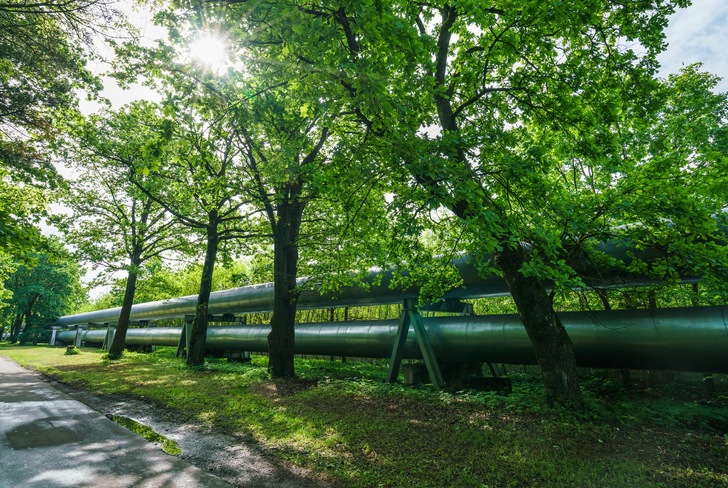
<box><xmin>1</xmin><ymin>343</ymin><xmax>727</xmax><ymax>487</ymax></box>
<box><xmin>110</xmin><ymin>415</ymin><xmax>181</xmax><ymax>455</ymax></box>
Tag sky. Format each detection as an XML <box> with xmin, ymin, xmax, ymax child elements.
<box><xmin>658</xmin><ymin>0</ymin><xmax>728</xmax><ymax>92</ymax></box>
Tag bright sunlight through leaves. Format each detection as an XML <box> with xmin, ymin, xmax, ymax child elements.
<box><xmin>189</xmin><ymin>35</ymin><xmax>229</xmax><ymax>74</ymax></box>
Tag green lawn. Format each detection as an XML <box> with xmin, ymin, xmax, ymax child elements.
<box><xmin>2</xmin><ymin>343</ymin><xmax>727</xmax><ymax>487</ymax></box>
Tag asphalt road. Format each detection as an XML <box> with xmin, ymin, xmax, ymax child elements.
<box><xmin>0</xmin><ymin>356</ymin><xmax>234</xmax><ymax>488</ymax></box>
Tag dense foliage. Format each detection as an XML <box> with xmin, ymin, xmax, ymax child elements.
<box><xmin>0</xmin><ymin>0</ymin><xmax>123</xmax><ymax>309</ymax></box>
<box><xmin>0</xmin><ymin>240</ymin><xmax>84</xmax><ymax>343</ymax></box>
<box><xmin>0</xmin><ymin>0</ymin><xmax>122</xmax><ymax>258</ymax></box>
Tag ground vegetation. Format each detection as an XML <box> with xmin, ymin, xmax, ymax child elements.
<box><xmin>1</xmin><ymin>345</ymin><xmax>726</xmax><ymax>488</ymax></box>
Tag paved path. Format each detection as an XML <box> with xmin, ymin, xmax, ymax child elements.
<box><xmin>0</xmin><ymin>356</ymin><xmax>234</xmax><ymax>488</ymax></box>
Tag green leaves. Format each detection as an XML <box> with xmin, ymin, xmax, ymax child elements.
<box><xmin>1</xmin><ymin>239</ymin><xmax>84</xmax><ymax>339</ymax></box>
<box><xmin>0</xmin><ymin>2</ymin><xmax>110</xmax><ymax>262</ymax></box>
<box><xmin>61</xmin><ymin>103</ymin><xmax>186</xmax><ymax>281</ymax></box>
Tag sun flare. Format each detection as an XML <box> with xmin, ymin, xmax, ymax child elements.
<box><xmin>189</xmin><ymin>35</ymin><xmax>229</xmax><ymax>74</ymax></box>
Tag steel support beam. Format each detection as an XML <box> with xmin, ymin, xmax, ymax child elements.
<box><xmin>387</xmin><ymin>299</ymin><xmax>445</xmax><ymax>388</ymax></box>
<box><xmin>102</xmin><ymin>325</ymin><xmax>116</xmax><ymax>351</ymax></box>
<box><xmin>74</xmin><ymin>326</ymin><xmax>85</xmax><ymax>348</ymax></box>
<box><xmin>176</xmin><ymin>315</ymin><xmax>194</xmax><ymax>358</ymax></box>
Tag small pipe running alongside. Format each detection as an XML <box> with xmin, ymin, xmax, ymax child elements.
<box><xmin>57</xmin><ymin>305</ymin><xmax>728</xmax><ymax>373</ymax></box>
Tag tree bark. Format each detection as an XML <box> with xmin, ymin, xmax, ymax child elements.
<box><xmin>268</xmin><ymin>197</ymin><xmax>305</xmax><ymax>378</ymax></box>
<box><xmin>187</xmin><ymin>218</ymin><xmax>219</xmax><ymax>366</ymax></box>
<box><xmin>10</xmin><ymin>313</ymin><xmax>25</xmax><ymax>344</ymax></box>
<box><xmin>108</xmin><ymin>248</ymin><xmax>142</xmax><ymax>359</ymax></box>
<box><xmin>496</xmin><ymin>244</ymin><xmax>584</xmax><ymax>407</ymax></box>
<box><xmin>18</xmin><ymin>294</ymin><xmax>39</xmax><ymax>345</ymax></box>
<box><xmin>9</xmin><ymin>313</ymin><xmax>23</xmax><ymax>343</ymax></box>
<box><xmin>18</xmin><ymin>311</ymin><xmax>32</xmax><ymax>345</ymax></box>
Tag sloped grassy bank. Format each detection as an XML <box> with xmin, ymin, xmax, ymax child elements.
<box><xmin>2</xmin><ymin>344</ymin><xmax>726</xmax><ymax>488</ymax></box>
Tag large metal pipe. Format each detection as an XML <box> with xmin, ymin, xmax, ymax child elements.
<box><xmin>56</xmin><ymin>246</ymin><xmax>679</xmax><ymax>327</ymax></box>
<box><xmin>57</xmin><ymin>306</ymin><xmax>728</xmax><ymax>372</ymax></box>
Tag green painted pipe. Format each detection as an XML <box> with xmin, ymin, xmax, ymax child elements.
<box><xmin>58</xmin><ymin>305</ymin><xmax>728</xmax><ymax>373</ymax></box>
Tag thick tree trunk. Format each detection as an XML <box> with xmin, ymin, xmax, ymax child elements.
<box><xmin>187</xmin><ymin>220</ymin><xmax>219</xmax><ymax>366</ymax></box>
<box><xmin>108</xmin><ymin>250</ymin><xmax>142</xmax><ymax>359</ymax></box>
<box><xmin>268</xmin><ymin>200</ymin><xmax>305</xmax><ymax>378</ymax></box>
<box><xmin>496</xmin><ymin>244</ymin><xmax>584</xmax><ymax>407</ymax></box>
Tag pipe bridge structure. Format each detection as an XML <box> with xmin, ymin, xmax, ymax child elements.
<box><xmin>54</xmin><ymin>253</ymin><xmax>728</xmax><ymax>387</ymax></box>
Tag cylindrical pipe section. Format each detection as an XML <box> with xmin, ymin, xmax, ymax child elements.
<box><xmin>58</xmin><ymin>306</ymin><xmax>728</xmax><ymax>373</ymax></box>
<box><xmin>56</xmin><ymin>247</ymin><xmax>670</xmax><ymax>327</ymax></box>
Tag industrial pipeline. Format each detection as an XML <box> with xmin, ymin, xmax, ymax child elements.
<box><xmin>56</xmin><ymin>247</ymin><xmax>677</xmax><ymax>327</ymax></box>
<box><xmin>56</xmin><ymin>305</ymin><xmax>728</xmax><ymax>373</ymax></box>
<box><xmin>53</xmin><ymin>242</ymin><xmax>728</xmax><ymax>374</ymax></box>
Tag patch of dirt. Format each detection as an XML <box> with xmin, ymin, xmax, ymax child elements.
<box><xmin>249</xmin><ymin>378</ymin><xmax>317</xmax><ymax>401</ymax></box>
<box><xmin>44</xmin><ymin>376</ymin><xmax>335</xmax><ymax>488</ymax></box>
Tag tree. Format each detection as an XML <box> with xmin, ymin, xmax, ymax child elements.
<box><xmin>376</xmin><ymin>5</ymin><xmax>726</xmax><ymax>406</ymax></box>
<box><xmin>212</xmin><ymin>50</ymin><xmax>342</xmax><ymax>375</ymax></box>
<box><xmin>205</xmin><ymin>0</ymin><xmax>713</xmax><ymax>406</ymax></box>
<box><xmin>60</xmin><ymin>103</ymin><xmax>187</xmax><ymax>358</ymax></box>
<box><xmin>1</xmin><ymin>239</ymin><xmax>84</xmax><ymax>343</ymax></box>
<box><xmin>95</xmin><ymin>60</ymin><xmax>265</xmax><ymax>365</ymax></box>
<box><xmin>114</xmin><ymin>8</ymin><xmax>390</xmax><ymax>374</ymax></box>
<box><xmin>0</xmin><ymin>0</ymin><xmax>106</xmax><ymax>181</ymax></box>
<box><xmin>0</xmin><ymin>0</ymin><xmax>123</xmax><ymax>259</ymax></box>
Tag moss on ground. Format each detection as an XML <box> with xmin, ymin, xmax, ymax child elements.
<box><xmin>108</xmin><ymin>415</ymin><xmax>181</xmax><ymax>456</ymax></box>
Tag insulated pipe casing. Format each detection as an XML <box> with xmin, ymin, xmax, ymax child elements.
<box><xmin>56</xmin><ymin>246</ymin><xmax>670</xmax><ymax>327</ymax></box>
<box><xmin>57</xmin><ymin>306</ymin><xmax>728</xmax><ymax>372</ymax></box>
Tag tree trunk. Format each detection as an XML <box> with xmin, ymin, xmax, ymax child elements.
<box><xmin>18</xmin><ymin>311</ymin><xmax>32</xmax><ymax>345</ymax></box>
<box><xmin>9</xmin><ymin>313</ymin><xmax>23</xmax><ymax>343</ymax></box>
<box><xmin>108</xmin><ymin>249</ymin><xmax>142</xmax><ymax>359</ymax></box>
<box><xmin>268</xmin><ymin>198</ymin><xmax>305</xmax><ymax>378</ymax></box>
<box><xmin>18</xmin><ymin>294</ymin><xmax>39</xmax><ymax>345</ymax></box>
<box><xmin>496</xmin><ymin>244</ymin><xmax>584</xmax><ymax>407</ymax></box>
<box><xmin>596</xmin><ymin>289</ymin><xmax>612</xmax><ymax>310</ymax></box>
<box><xmin>187</xmin><ymin>219</ymin><xmax>219</xmax><ymax>366</ymax></box>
